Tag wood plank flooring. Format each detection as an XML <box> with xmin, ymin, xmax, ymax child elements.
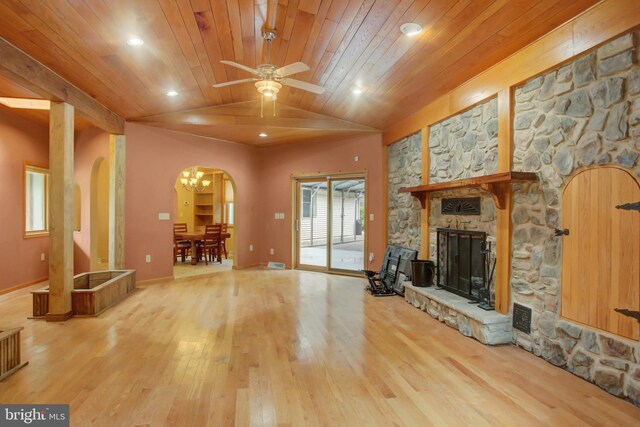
<box><xmin>0</xmin><ymin>270</ymin><xmax>638</xmax><ymax>426</ymax></box>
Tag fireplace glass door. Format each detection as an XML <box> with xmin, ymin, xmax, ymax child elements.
<box><xmin>437</xmin><ymin>228</ymin><xmax>486</xmax><ymax>300</ymax></box>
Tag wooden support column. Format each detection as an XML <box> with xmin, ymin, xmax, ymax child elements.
<box><xmin>420</xmin><ymin>127</ymin><xmax>430</xmax><ymax>259</ymax></box>
<box><xmin>109</xmin><ymin>134</ymin><xmax>126</xmax><ymax>269</ymax></box>
<box><xmin>48</xmin><ymin>102</ymin><xmax>74</xmax><ymax>321</ymax></box>
<box><xmin>495</xmin><ymin>88</ymin><xmax>514</xmax><ymax>314</ymax></box>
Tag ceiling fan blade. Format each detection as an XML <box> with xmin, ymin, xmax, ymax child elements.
<box><xmin>220</xmin><ymin>60</ymin><xmax>260</xmax><ymax>76</ymax></box>
<box><xmin>212</xmin><ymin>78</ymin><xmax>255</xmax><ymax>88</ymax></box>
<box><xmin>276</xmin><ymin>62</ymin><xmax>310</xmax><ymax>77</ymax></box>
<box><xmin>281</xmin><ymin>78</ymin><xmax>325</xmax><ymax>94</ymax></box>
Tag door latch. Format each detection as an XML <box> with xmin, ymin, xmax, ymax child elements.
<box><xmin>554</xmin><ymin>228</ymin><xmax>570</xmax><ymax>237</ymax></box>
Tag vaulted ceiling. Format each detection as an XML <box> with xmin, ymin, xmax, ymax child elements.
<box><xmin>0</xmin><ymin>0</ymin><xmax>600</xmax><ymax>145</ymax></box>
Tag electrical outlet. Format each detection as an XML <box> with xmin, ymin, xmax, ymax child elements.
<box><xmin>354</xmin><ymin>155</ymin><xmax>359</xmax><ymax>162</ymax></box>
<box><xmin>249</xmin><ymin>245</ymin><xmax>254</xmax><ymax>252</ymax></box>
<box><xmin>40</xmin><ymin>253</ymin><xmax>45</xmax><ymax>261</ymax></box>
<box><xmin>145</xmin><ymin>254</ymin><xmax>151</xmax><ymax>263</ymax></box>
<box><xmin>270</xmin><ymin>248</ymin><xmax>274</xmax><ymax>255</ymax></box>
<box><xmin>369</xmin><ymin>213</ymin><xmax>374</xmax><ymax>221</ymax></box>
<box><xmin>369</xmin><ymin>252</ymin><xmax>374</xmax><ymax>262</ymax></box>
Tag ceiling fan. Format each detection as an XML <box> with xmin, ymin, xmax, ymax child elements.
<box><xmin>212</xmin><ymin>31</ymin><xmax>325</xmax><ymax>99</ymax></box>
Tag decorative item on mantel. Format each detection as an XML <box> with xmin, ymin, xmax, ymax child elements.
<box><xmin>399</xmin><ymin>171</ymin><xmax>538</xmax><ymax>209</ymax></box>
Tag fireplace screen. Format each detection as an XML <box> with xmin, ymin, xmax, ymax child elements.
<box><xmin>436</xmin><ymin>228</ymin><xmax>486</xmax><ymax>300</ymax></box>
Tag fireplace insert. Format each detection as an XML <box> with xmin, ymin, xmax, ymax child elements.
<box><xmin>436</xmin><ymin>228</ymin><xmax>487</xmax><ymax>300</ymax></box>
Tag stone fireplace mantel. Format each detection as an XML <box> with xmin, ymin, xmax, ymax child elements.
<box><xmin>399</xmin><ymin>171</ymin><xmax>538</xmax><ymax>209</ymax></box>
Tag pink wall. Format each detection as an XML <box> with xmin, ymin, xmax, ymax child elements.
<box><xmin>73</xmin><ymin>128</ymin><xmax>109</xmax><ymax>274</ymax></box>
<box><xmin>258</xmin><ymin>133</ymin><xmax>384</xmax><ymax>270</ymax></box>
<box><xmin>0</xmin><ymin>108</ymin><xmax>49</xmax><ymax>292</ymax></box>
<box><xmin>0</xmin><ymin>114</ymin><xmax>385</xmax><ymax>289</ymax></box>
<box><xmin>124</xmin><ymin>123</ymin><xmax>262</xmax><ymax>280</ymax></box>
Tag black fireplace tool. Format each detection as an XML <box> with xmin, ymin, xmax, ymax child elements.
<box><xmin>477</xmin><ymin>242</ymin><xmax>495</xmax><ymax>311</ymax></box>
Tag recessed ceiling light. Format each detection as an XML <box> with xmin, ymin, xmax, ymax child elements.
<box><xmin>351</xmin><ymin>86</ymin><xmax>363</xmax><ymax>95</ymax></box>
<box><xmin>126</xmin><ymin>37</ymin><xmax>144</xmax><ymax>47</ymax></box>
<box><xmin>259</xmin><ymin>132</ymin><xmax>268</xmax><ymax>138</ymax></box>
<box><xmin>166</xmin><ymin>90</ymin><xmax>179</xmax><ymax>97</ymax></box>
<box><xmin>400</xmin><ymin>23</ymin><xmax>422</xmax><ymax>37</ymax></box>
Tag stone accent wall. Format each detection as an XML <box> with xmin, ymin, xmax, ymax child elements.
<box><xmin>511</xmin><ymin>31</ymin><xmax>640</xmax><ymax>406</ymax></box>
<box><xmin>387</xmin><ymin>131</ymin><xmax>422</xmax><ymax>251</ymax></box>
<box><xmin>429</xmin><ymin>99</ymin><xmax>499</xmax><ymax>183</ymax></box>
<box><xmin>427</xmin><ymin>98</ymin><xmax>499</xmax><ymax>299</ymax></box>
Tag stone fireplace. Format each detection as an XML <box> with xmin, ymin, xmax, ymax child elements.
<box><xmin>387</xmin><ymin>30</ymin><xmax>640</xmax><ymax>405</ymax></box>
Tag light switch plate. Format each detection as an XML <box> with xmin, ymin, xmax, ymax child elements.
<box><xmin>369</xmin><ymin>213</ymin><xmax>374</xmax><ymax>221</ymax></box>
<box><xmin>158</xmin><ymin>213</ymin><xmax>170</xmax><ymax>220</ymax></box>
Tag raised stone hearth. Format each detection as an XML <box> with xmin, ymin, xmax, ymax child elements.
<box><xmin>404</xmin><ymin>284</ymin><xmax>512</xmax><ymax>345</ymax></box>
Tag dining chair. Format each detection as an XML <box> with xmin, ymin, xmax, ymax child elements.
<box><xmin>220</xmin><ymin>223</ymin><xmax>229</xmax><ymax>259</ymax></box>
<box><xmin>202</xmin><ymin>224</ymin><xmax>222</xmax><ymax>265</ymax></box>
<box><xmin>173</xmin><ymin>223</ymin><xmax>191</xmax><ymax>264</ymax></box>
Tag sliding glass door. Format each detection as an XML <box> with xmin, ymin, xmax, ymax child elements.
<box><xmin>297</xmin><ymin>180</ymin><xmax>328</xmax><ymax>269</ymax></box>
<box><xmin>294</xmin><ymin>174</ymin><xmax>366</xmax><ymax>274</ymax></box>
<box><xmin>330</xmin><ymin>178</ymin><xmax>365</xmax><ymax>271</ymax></box>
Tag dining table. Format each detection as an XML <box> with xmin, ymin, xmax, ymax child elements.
<box><xmin>175</xmin><ymin>230</ymin><xmax>231</xmax><ymax>265</ymax></box>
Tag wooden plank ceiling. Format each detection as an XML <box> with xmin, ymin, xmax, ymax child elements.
<box><xmin>0</xmin><ymin>0</ymin><xmax>600</xmax><ymax>145</ymax></box>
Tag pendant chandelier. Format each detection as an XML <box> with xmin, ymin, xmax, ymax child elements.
<box><xmin>180</xmin><ymin>167</ymin><xmax>211</xmax><ymax>192</ymax></box>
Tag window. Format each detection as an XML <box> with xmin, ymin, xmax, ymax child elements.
<box><xmin>225</xmin><ymin>202</ymin><xmax>235</xmax><ymax>225</ymax></box>
<box><xmin>223</xmin><ymin>178</ymin><xmax>234</xmax><ymax>225</ymax></box>
<box><xmin>25</xmin><ymin>164</ymin><xmax>49</xmax><ymax>236</ymax></box>
<box><xmin>302</xmin><ymin>188</ymin><xmax>317</xmax><ymax>218</ymax></box>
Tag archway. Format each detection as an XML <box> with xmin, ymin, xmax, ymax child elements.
<box><xmin>172</xmin><ymin>166</ymin><xmax>238</xmax><ymax>278</ymax></box>
<box><xmin>90</xmin><ymin>157</ymin><xmax>109</xmax><ymax>271</ymax></box>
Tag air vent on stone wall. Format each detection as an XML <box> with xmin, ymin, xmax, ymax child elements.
<box><xmin>441</xmin><ymin>197</ymin><xmax>481</xmax><ymax>216</ymax></box>
<box><xmin>513</xmin><ymin>303</ymin><xmax>532</xmax><ymax>334</ymax></box>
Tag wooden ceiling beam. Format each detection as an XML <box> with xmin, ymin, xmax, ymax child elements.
<box><xmin>0</xmin><ymin>37</ymin><xmax>124</xmax><ymax>134</ymax></box>
<box><xmin>135</xmin><ymin>112</ymin><xmax>378</xmax><ymax>132</ymax></box>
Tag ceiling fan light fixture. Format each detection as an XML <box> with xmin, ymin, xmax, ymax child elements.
<box><xmin>351</xmin><ymin>86</ymin><xmax>363</xmax><ymax>95</ymax></box>
<box><xmin>166</xmin><ymin>90</ymin><xmax>179</xmax><ymax>97</ymax></box>
<box><xmin>126</xmin><ymin>37</ymin><xmax>144</xmax><ymax>47</ymax></box>
<box><xmin>400</xmin><ymin>23</ymin><xmax>422</xmax><ymax>36</ymax></box>
<box><xmin>255</xmin><ymin>80</ymin><xmax>282</xmax><ymax>97</ymax></box>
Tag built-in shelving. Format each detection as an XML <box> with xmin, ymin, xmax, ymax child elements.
<box><xmin>194</xmin><ymin>173</ymin><xmax>215</xmax><ymax>227</ymax></box>
<box><xmin>399</xmin><ymin>171</ymin><xmax>538</xmax><ymax>209</ymax></box>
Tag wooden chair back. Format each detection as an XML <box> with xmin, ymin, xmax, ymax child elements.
<box><xmin>173</xmin><ymin>223</ymin><xmax>188</xmax><ymax>243</ymax></box>
<box><xmin>204</xmin><ymin>224</ymin><xmax>222</xmax><ymax>243</ymax></box>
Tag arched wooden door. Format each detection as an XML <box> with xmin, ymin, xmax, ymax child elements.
<box><xmin>561</xmin><ymin>166</ymin><xmax>640</xmax><ymax>340</ymax></box>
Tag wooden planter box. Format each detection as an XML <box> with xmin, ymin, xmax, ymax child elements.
<box><xmin>32</xmin><ymin>270</ymin><xmax>136</xmax><ymax>318</ymax></box>
<box><xmin>0</xmin><ymin>327</ymin><xmax>28</xmax><ymax>381</ymax></box>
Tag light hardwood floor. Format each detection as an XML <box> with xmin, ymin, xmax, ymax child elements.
<box><xmin>0</xmin><ymin>270</ymin><xmax>638</xmax><ymax>426</ymax></box>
